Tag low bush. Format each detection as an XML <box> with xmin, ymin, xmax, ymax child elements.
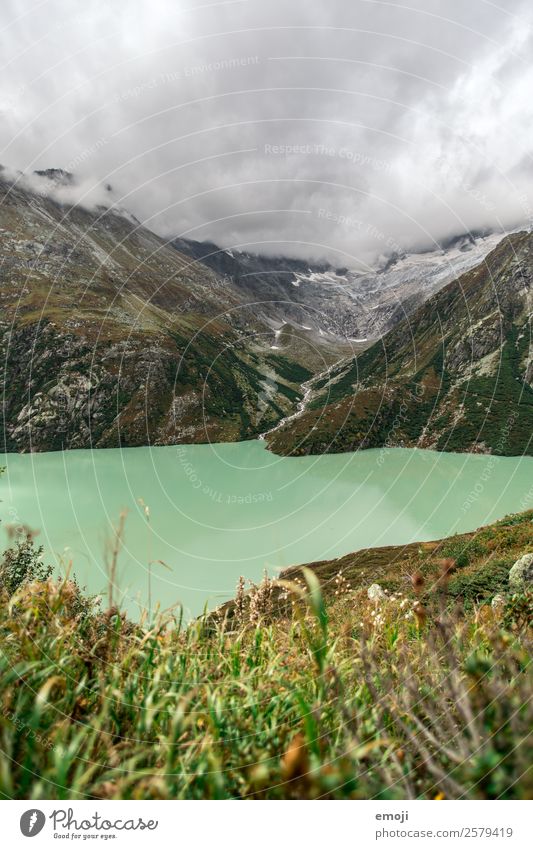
<box><xmin>446</xmin><ymin>558</ymin><xmax>512</xmax><ymax>604</ymax></box>
<box><xmin>0</xmin><ymin>537</ymin><xmax>52</xmax><ymax>596</ymax></box>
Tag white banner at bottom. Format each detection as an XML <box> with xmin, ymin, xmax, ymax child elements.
<box><xmin>2</xmin><ymin>799</ymin><xmax>530</xmax><ymax>848</ymax></box>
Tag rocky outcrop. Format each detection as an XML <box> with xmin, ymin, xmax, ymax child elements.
<box><xmin>0</xmin><ymin>318</ymin><xmax>309</xmax><ymax>451</ymax></box>
<box><xmin>509</xmin><ymin>553</ymin><xmax>533</xmax><ymax>591</ymax></box>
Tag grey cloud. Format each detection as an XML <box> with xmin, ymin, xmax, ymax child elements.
<box><xmin>1</xmin><ymin>0</ymin><xmax>532</xmax><ymax>265</ymax></box>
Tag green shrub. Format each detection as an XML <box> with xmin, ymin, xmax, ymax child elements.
<box><xmin>441</xmin><ymin>535</ymin><xmax>488</xmax><ymax>569</ymax></box>
<box><xmin>503</xmin><ymin>592</ymin><xmax>533</xmax><ymax>632</ymax></box>
<box><xmin>0</xmin><ymin>537</ymin><xmax>52</xmax><ymax>596</ymax></box>
<box><xmin>446</xmin><ymin>558</ymin><xmax>511</xmax><ymax>604</ymax></box>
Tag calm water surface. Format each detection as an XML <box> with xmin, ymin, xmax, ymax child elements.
<box><xmin>1</xmin><ymin>441</ymin><xmax>531</xmax><ymax>617</ymax></box>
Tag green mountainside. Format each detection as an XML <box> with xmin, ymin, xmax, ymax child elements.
<box><xmin>0</xmin><ymin>170</ymin><xmax>314</xmax><ymax>451</ymax></box>
<box><xmin>2</xmin><ymin>169</ymin><xmax>531</xmax><ymax>458</ymax></box>
<box><xmin>268</xmin><ymin>231</ymin><xmax>533</xmax><ymax>457</ymax></box>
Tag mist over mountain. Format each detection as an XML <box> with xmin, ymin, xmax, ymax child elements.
<box><xmin>1</xmin><ymin>2</ymin><xmax>532</xmax><ymax>456</ymax></box>
<box><xmin>3</xmin><ymin>161</ymin><xmax>521</xmax><ymax>454</ymax></box>
<box><xmin>173</xmin><ymin>230</ymin><xmax>508</xmax><ymax>339</ymax></box>
<box><xmin>1</xmin><ymin>1</ymin><xmax>533</xmax><ymax>265</ymax></box>
<box><xmin>0</xmin><ymin>164</ymin><xmax>322</xmax><ymax>451</ymax></box>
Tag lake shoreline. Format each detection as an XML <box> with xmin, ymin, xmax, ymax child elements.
<box><xmin>1</xmin><ymin>441</ymin><xmax>532</xmax><ymax>619</ymax></box>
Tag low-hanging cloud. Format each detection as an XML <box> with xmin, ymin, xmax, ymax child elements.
<box><xmin>0</xmin><ymin>164</ymin><xmax>113</xmax><ymax>209</ymax></box>
<box><xmin>1</xmin><ymin>0</ymin><xmax>533</xmax><ymax>266</ymax></box>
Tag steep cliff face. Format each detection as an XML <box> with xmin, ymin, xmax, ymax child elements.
<box><xmin>0</xmin><ymin>170</ymin><xmax>311</xmax><ymax>451</ymax></box>
<box><xmin>267</xmin><ymin>232</ymin><xmax>533</xmax><ymax>457</ymax></box>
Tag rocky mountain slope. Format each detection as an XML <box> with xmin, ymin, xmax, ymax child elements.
<box><xmin>0</xmin><ymin>164</ymin><xmax>520</xmax><ymax>456</ymax></box>
<box><xmin>0</xmin><ymin>168</ymin><xmax>313</xmax><ymax>451</ymax></box>
<box><xmin>267</xmin><ymin>231</ymin><xmax>533</xmax><ymax>457</ymax></box>
<box><xmin>174</xmin><ymin>232</ymin><xmax>506</xmax><ymax>341</ymax></box>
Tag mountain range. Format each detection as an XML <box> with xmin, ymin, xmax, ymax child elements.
<box><xmin>1</xmin><ymin>165</ymin><xmax>530</xmax><ymax>456</ymax></box>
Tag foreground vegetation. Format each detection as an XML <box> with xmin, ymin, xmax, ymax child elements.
<box><xmin>0</xmin><ymin>511</ymin><xmax>531</xmax><ymax>800</ymax></box>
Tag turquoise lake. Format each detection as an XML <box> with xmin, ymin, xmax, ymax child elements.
<box><xmin>0</xmin><ymin>441</ymin><xmax>531</xmax><ymax>618</ymax></box>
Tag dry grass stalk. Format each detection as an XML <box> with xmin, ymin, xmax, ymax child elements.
<box><xmin>104</xmin><ymin>510</ymin><xmax>127</xmax><ymax>611</ymax></box>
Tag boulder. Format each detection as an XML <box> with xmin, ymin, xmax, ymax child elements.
<box><xmin>509</xmin><ymin>553</ymin><xmax>533</xmax><ymax>591</ymax></box>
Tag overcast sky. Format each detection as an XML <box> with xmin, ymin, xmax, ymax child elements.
<box><xmin>1</xmin><ymin>0</ymin><xmax>533</xmax><ymax>265</ymax></box>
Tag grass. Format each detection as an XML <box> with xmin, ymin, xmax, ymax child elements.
<box><xmin>0</xmin><ymin>513</ymin><xmax>531</xmax><ymax>800</ymax></box>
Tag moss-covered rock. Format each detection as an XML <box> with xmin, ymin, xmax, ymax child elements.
<box><xmin>509</xmin><ymin>553</ymin><xmax>533</xmax><ymax>591</ymax></box>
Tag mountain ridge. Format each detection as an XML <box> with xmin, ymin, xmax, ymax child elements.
<box><xmin>0</xmin><ymin>168</ymin><xmax>314</xmax><ymax>451</ymax></box>
<box><xmin>1</xmin><ymin>165</ymin><xmax>529</xmax><ymax>456</ymax></box>
<box><xmin>173</xmin><ymin>231</ymin><xmax>508</xmax><ymax>341</ymax></box>
<box><xmin>267</xmin><ymin>231</ymin><xmax>533</xmax><ymax>457</ymax></box>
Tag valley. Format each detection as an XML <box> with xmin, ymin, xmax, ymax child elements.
<box><xmin>1</xmin><ymin>166</ymin><xmax>517</xmax><ymax>458</ymax></box>
<box><xmin>2</xmin><ymin>0</ymin><xmax>533</xmax><ymax>809</ymax></box>
<box><xmin>267</xmin><ymin>232</ymin><xmax>533</xmax><ymax>458</ymax></box>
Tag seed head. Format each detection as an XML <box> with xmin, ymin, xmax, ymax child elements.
<box><xmin>411</xmin><ymin>571</ymin><xmax>425</xmax><ymax>593</ymax></box>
